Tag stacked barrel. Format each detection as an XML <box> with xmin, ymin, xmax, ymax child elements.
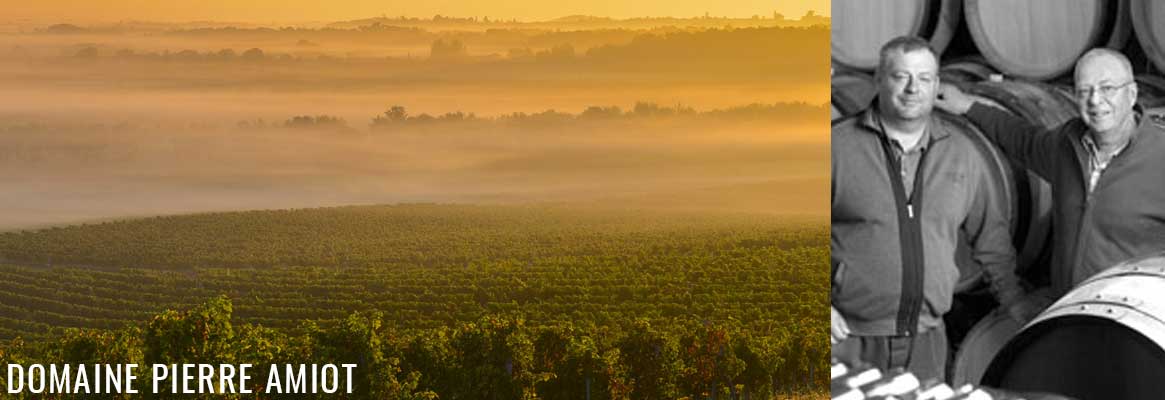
<box><xmin>831</xmin><ymin>0</ymin><xmax>1165</xmax><ymax>397</ymax></box>
<box><xmin>832</xmin><ymin>0</ymin><xmax>1135</xmax><ymax>79</ymax></box>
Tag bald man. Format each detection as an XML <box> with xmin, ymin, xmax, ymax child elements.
<box><xmin>936</xmin><ymin>48</ymin><xmax>1165</xmax><ymax>296</ymax></box>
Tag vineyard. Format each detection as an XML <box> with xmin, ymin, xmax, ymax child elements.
<box><xmin>0</xmin><ymin>204</ymin><xmax>828</xmax><ymax>398</ymax></box>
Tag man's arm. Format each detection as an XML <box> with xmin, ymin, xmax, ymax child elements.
<box><xmin>936</xmin><ymin>84</ymin><xmax>1063</xmax><ymax>182</ymax></box>
<box><xmin>964</xmin><ymin>159</ymin><xmax>1034</xmax><ymax>323</ymax></box>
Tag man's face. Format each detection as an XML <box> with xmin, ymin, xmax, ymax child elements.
<box><xmin>1075</xmin><ymin>56</ymin><xmax>1137</xmax><ymax>134</ymax></box>
<box><xmin>877</xmin><ymin>49</ymin><xmax>939</xmax><ymax>122</ymax></box>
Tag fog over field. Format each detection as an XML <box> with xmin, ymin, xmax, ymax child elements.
<box><xmin>0</xmin><ymin>14</ymin><xmax>829</xmax><ymax>230</ymax></box>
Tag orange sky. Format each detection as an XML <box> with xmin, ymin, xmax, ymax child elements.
<box><xmin>6</xmin><ymin>0</ymin><xmax>829</xmax><ymax>24</ymax></box>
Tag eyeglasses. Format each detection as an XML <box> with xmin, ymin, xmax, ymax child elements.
<box><xmin>1074</xmin><ymin>81</ymin><xmax>1133</xmax><ymax>100</ymax></box>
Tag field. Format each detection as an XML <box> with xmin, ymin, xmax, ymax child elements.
<box><xmin>0</xmin><ymin>204</ymin><xmax>827</xmax><ymax>335</ymax></box>
<box><xmin>0</xmin><ymin>205</ymin><xmax>828</xmax><ymax>398</ymax></box>
<box><xmin>0</xmin><ymin>11</ymin><xmax>829</xmax><ymax>398</ymax></box>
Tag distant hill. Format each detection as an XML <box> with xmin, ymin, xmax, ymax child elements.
<box><xmin>551</xmin><ymin>15</ymin><xmax>613</xmax><ymax>23</ymax></box>
<box><xmin>324</xmin><ymin>14</ymin><xmax>814</xmax><ymax>31</ymax></box>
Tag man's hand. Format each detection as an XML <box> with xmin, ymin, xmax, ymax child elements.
<box><xmin>831</xmin><ymin>306</ymin><xmax>850</xmax><ymax>344</ymax></box>
<box><xmin>1004</xmin><ymin>293</ymin><xmax>1053</xmax><ymax>326</ymax></box>
<box><xmin>935</xmin><ymin>83</ymin><xmax>976</xmax><ymax>115</ymax></box>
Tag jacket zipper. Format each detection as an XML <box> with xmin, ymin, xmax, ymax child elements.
<box><xmin>879</xmin><ymin>136</ymin><xmax>928</xmax><ymax>336</ymax></box>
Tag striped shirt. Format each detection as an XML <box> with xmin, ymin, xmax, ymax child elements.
<box><xmin>1081</xmin><ymin>133</ymin><xmax>1129</xmax><ymax>193</ymax></box>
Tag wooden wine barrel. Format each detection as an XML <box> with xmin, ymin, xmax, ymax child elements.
<box><xmin>1130</xmin><ymin>0</ymin><xmax>1165</xmax><ymax>74</ymax></box>
<box><xmin>1135</xmin><ymin>74</ymin><xmax>1165</xmax><ymax>109</ymax></box>
<box><xmin>982</xmin><ymin>254</ymin><xmax>1165</xmax><ymax>400</ymax></box>
<box><xmin>961</xmin><ymin>79</ymin><xmax>1079</xmax><ymax>132</ymax></box>
<box><xmin>940</xmin><ymin>56</ymin><xmax>999</xmax><ymax>84</ymax></box>
<box><xmin>951</xmin><ymin>288</ymin><xmax>1053</xmax><ymax>387</ymax></box>
<box><xmin>1104</xmin><ymin>0</ymin><xmax>1134</xmax><ymax>49</ymax></box>
<box><xmin>831</xmin><ymin>70</ymin><xmax>876</xmax><ymax>119</ymax></box>
<box><xmin>964</xmin><ymin>0</ymin><xmax>1130</xmax><ymax>80</ymax></box>
<box><xmin>831</xmin><ymin>0</ymin><xmax>962</xmax><ymax>71</ymax></box>
<box><xmin>953</xmin><ymin>304</ymin><xmax>1023</xmax><ymax>388</ymax></box>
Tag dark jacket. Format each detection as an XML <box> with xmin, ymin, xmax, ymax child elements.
<box><xmin>966</xmin><ymin>103</ymin><xmax>1165</xmax><ymax>296</ymax></box>
<box><xmin>832</xmin><ymin>107</ymin><xmax>1022</xmax><ymax>337</ymax></box>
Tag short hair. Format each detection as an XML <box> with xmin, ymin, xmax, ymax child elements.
<box><xmin>876</xmin><ymin>36</ymin><xmax>938</xmax><ymax>78</ymax></box>
<box><xmin>1075</xmin><ymin>48</ymin><xmax>1133</xmax><ymax>81</ymax></box>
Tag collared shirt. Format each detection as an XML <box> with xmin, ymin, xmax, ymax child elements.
<box><xmin>1081</xmin><ymin>129</ymin><xmax>1133</xmax><ymax>193</ymax></box>
<box><xmin>886</xmin><ymin>127</ymin><xmax>930</xmax><ymax>201</ymax></box>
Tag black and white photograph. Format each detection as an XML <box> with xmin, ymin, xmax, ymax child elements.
<box><xmin>831</xmin><ymin>1</ymin><xmax>1165</xmax><ymax>399</ymax></box>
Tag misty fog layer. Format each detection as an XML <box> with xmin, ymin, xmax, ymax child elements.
<box><xmin>0</xmin><ymin>17</ymin><xmax>829</xmax><ymax>229</ymax></box>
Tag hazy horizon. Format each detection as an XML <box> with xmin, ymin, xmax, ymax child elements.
<box><xmin>0</xmin><ymin>10</ymin><xmax>829</xmax><ymax>230</ymax></box>
<box><xmin>5</xmin><ymin>1</ymin><xmax>829</xmax><ymax>25</ymax></box>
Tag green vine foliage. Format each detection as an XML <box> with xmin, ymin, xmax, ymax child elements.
<box><xmin>0</xmin><ymin>205</ymin><xmax>828</xmax><ymax>398</ymax></box>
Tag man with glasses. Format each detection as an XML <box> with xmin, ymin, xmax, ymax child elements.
<box><xmin>832</xmin><ymin>36</ymin><xmax>1033</xmax><ymax>382</ymax></box>
<box><xmin>936</xmin><ymin>48</ymin><xmax>1165</xmax><ymax>297</ymax></box>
